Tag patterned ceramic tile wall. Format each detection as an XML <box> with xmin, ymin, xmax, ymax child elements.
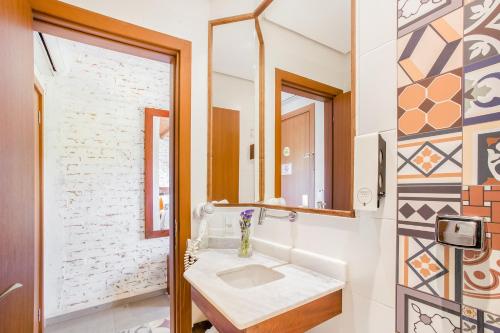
<box><xmin>396</xmin><ymin>0</ymin><xmax>500</xmax><ymax>331</ymax></box>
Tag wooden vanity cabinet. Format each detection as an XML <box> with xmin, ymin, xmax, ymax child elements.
<box><xmin>191</xmin><ymin>287</ymin><xmax>342</xmax><ymax>333</ymax></box>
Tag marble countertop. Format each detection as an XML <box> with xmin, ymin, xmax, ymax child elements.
<box><xmin>184</xmin><ymin>249</ymin><xmax>345</xmax><ymax>330</ymax></box>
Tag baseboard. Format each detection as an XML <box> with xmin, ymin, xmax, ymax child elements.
<box><xmin>45</xmin><ymin>288</ymin><xmax>168</xmax><ymax>327</ymax></box>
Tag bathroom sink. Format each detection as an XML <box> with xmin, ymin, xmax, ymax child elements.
<box><xmin>217</xmin><ymin>264</ymin><xmax>285</xmax><ymax>289</ymax></box>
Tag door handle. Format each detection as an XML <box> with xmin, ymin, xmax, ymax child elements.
<box><xmin>0</xmin><ymin>283</ymin><xmax>23</xmax><ymax>301</ymax></box>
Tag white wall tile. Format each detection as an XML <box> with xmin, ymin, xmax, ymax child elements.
<box><xmin>358</xmin><ymin>0</ymin><xmax>397</xmax><ymax>55</ymax></box>
<box><xmin>292</xmin><ymin>214</ymin><xmax>396</xmax><ymax>308</ymax></box>
<box><xmin>346</xmin><ymin>216</ymin><xmax>396</xmax><ymax>308</ymax></box>
<box><xmin>253</xmin><ymin>214</ymin><xmax>294</xmax><ymax>247</ymax></box>
<box><xmin>308</xmin><ymin>285</ymin><xmax>395</xmax><ymax>333</ymax></box>
<box><xmin>248</xmin><ymin>211</ymin><xmax>397</xmax><ymax>309</ymax></box>
<box><xmin>358</xmin><ymin>40</ymin><xmax>397</xmax><ymax>135</ymax></box>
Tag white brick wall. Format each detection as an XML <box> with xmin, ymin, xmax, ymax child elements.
<box><xmin>41</xmin><ymin>38</ymin><xmax>171</xmax><ymax>317</ymax></box>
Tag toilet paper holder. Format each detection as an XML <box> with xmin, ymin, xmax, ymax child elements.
<box><xmin>435</xmin><ymin>215</ymin><xmax>485</xmax><ymax>251</ymax></box>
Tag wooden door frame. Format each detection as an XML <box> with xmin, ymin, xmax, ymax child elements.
<box><xmin>207</xmin><ymin>0</ymin><xmax>273</xmax><ymax>203</ymax></box>
<box><xmin>29</xmin><ymin>1</ymin><xmax>192</xmax><ymax>332</ymax></box>
<box><xmin>280</xmin><ymin>103</ymin><xmax>315</xmax><ymax>207</ymax></box>
<box><xmin>145</xmin><ymin>108</ymin><xmax>171</xmax><ymax>239</ymax></box>
<box><xmin>275</xmin><ymin>70</ymin><xmax>355</xmax><ymax>215</ymax></box>
<box><xmin>275</xmin><ymin>69</ymin><xmax>342</xmax><ymax>199</ymax></box>
<box><xmin>34</xmin><ymin>76</ymin><xmax>44</xmax><ymax>333</ymax></box>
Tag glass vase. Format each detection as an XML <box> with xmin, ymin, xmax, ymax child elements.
<box><xmin>238</xmin><ymin>227</ymin><xmax>253</xmax><ymax>257</ymax></box>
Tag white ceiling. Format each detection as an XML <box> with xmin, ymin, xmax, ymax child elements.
<box><xmin>264</xmin><ymin>0</ymin><xmax>351</xmax><ymax>54</ymax></box>
<box><xmin>212</xmin><ymin>20</ymin><xmax>257</xmax><ymax>81</ymax></box>
<box><xmin>211</xmin><ymin>0</ymin><xmax>351</xmax><ymax>81</ymax></box>
<box><xmin>209</xmin><ymin>0</ymin><xmax>259</xmax><ymax>19</ymax></box>
<box><xmin>281</xmin><ymin>91</ymin><xmax>315</xmax><ymax>105</ymax></box>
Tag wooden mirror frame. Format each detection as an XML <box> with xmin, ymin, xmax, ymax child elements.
<box><xmin>145</xmin><ymin>107</ymin><xmax>170</xmax><ymax>239</ymax></box>
<box><xmin>207</xmin><ymin>0</ymin><xmax>356</xmax><ymax>218</ymax></box>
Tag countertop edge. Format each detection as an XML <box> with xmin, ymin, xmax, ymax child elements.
<box><xmin>189</xmin><ymin>281</ymin><xmax>345</xmax><ymax>330</ymax></box>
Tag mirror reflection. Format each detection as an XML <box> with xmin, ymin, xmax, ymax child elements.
<box><xmin>209</xmin><ymin>0</ymin><xmax>354</xmax><ymax>213</ymax></box>
<box><xmin>210</xmin><ymin>20</ymin><xmax>258</xmax><ymax>203</ymax></box>
<box><xmin>280</xmin><ymin>93</ymin><xmax>326</xmax><ymax>208</ymax></box>
<box><xmin>154</xmin><ymin>116</ymin><xmax>170</xmax><ymax>230</ymax></box>
<box><xmin>145</xmin><ymin>108</ymin><xmax>170</xmax><ymax>237</ymax></box>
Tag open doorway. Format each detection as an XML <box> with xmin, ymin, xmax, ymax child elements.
<box><xmin>34</xmin><ymin>32</ymin><xmax>173</xmax><ymax>332</ymax></box>
<box><xmin>1</xmin><ymin>2</ymin><xmax>192</xmax><ymax>332</ymax></box>
<box><xmin>275</xmin><ymin>69</ymin><xmax>353</xmax><ymax>211</ymax></box>
<box><xmin>280</xmin><ymin>96</ymin><xmax>318</xmax><ymax>208</ymax></box>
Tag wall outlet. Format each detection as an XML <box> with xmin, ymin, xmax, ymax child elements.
<box><xmin>224</xmin><ymin>216</ymin><xmax>234</xmax><ymax>236</ymax></box>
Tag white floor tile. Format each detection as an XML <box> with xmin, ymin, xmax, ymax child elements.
<box><xmin>46</xmin><ymin>295</ymin><xmax>169</xmax><ymax>333</ymax></box>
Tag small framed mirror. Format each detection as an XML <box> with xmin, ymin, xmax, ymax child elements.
<box><xmin>145</xmin><ymin>107</ymin><xmax>170</xmax><ymax>238</ymax></box>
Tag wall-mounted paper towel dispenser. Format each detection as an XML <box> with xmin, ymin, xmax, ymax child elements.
<box><xmin>353</xmin><ymin>133</ymin><xmax>386</xmax><ymax>211</ymax></box>
<box><xmin>435</xmin><ymin>215</ymin><xmax>484</xmax><ymax>250</ymax></box>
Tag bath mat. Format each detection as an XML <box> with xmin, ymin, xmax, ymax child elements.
<box><xmin>119</xmin><ymin>318</ymin><xmax>169</xmax><ymax>333</ymax></box>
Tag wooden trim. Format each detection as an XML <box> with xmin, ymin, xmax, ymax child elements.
<box><xmin>34</xmin><ymin>77</ymin><xmax>44</xmax><ymax>333</ymax></box>
<box><xmin>282</xmin><ymin>85</ymin><xmax>330</xmax><ymax>102</ymax></box>
<box><xmin>255</xmin><ymin>17</ymin><xmax>265</xmax><ymax>202</ymax></box>
<box><xmin>332</xmin><ymin>92</ymin><xmax>354</xmax><ymax>211</ymax></box>
<box><xmin>209</xmin><ymin>13</ymin><xmax>254</xmax><ymax>26</ymax></box>
<box><xmin>214</xmin><ymin>203</ymin><xmax>355</xmax><ymax>218</ymax></box>
<box><xmin>277</xmin><ymin>69</ymin><xmax>343</xmax><ymax>99</ymax></box>
<box><xmin>30</xmin><ymin>0</ymin><xmax>189</xmax><ymax>54</ymax></box>
<box><xmin>323</xmin><ymin>100</ymin><xmax>333</xmax><ymax>209</ymax></box>
<box><xmin>173</xmin><ymin>33</ymin><xmax>192</xmax><ymax>333</ymax></box>
<box><xmin>34</xmin><ymin>21</ymin><xmax>173</xmax><ymax>64</ymax></box>
<box><xmin>192</xmin><ymin>287</ymin><xmax>342</xmax><ymax>332</ymax></box>
<box><xmin>145</xmin><ymin>108</ymin><xmax>170</xmax><ymax>239</ymax></box>
<box><xmin>207</xmin><ymin>21</ymin><xmax>213</xmax><ymax>201</ymax></box>
<box><xmin>192</xmin><ymin>287</ymin><xmax>242</xmax><ymax>333</ymax></box>
<box><xmin>253</xmin><ymin>0</ymin><xmax>274</xmax><ymax>17</ymax></box>
<box><xmin>350</xmin><ymin>0</ymin><xmax>357</xmax><ymax>213</ymax></box>
<box><xmin>29</xmin><ymin>1</ymin><xmax>192</xmax><ymax>332</ymax></box>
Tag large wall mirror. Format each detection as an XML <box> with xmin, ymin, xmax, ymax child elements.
<box><xmin>208</xmin><ymin>0</ymin><xmax>355</xmax><ymax>216</ymax></box>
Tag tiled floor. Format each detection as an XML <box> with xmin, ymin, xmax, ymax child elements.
<box><xmin>45</xmin><ymin>294</ymin><xmax>170</xmax><ymax>333</ymax></box>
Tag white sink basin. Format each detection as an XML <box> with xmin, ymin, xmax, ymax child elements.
<box><xmin>217</xmin><ymin>264</ymin><xmax>285</xmax><ymax>289</ymax></box>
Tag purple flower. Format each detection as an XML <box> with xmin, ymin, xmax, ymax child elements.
<box><xmin>240</xmin><ymin>209</ymin><xmax>254</xmax><ymax>220</ymax></box>
<box><xmin>239</xmin><ymin>209</ymin><xmax>254</xmax><ymax>229</ymax></box>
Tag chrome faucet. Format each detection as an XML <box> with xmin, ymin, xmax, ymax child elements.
<box><xmin>257</xmin><ymin>207</ymin><xmax>298</xmax><ymax>225</ymax></box>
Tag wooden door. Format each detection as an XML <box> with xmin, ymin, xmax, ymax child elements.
<box><xmin>281</xmin><ymin>103</ymin><xmax>315</xmax><ymax>207</ymax></box>
<box><xmin>212</xmin><ymin>107</ymin><xmax>240</xmax><ymax>203</ymax></box>
<box><xmin>333</xmin><ymin>92</ymin><xmax>353</xmax><ymax>210</ymax></box>
<box><xmin>0</xmin><ymin>0</ymin><xmax>37</xmax><ymax>332</ymax></box>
